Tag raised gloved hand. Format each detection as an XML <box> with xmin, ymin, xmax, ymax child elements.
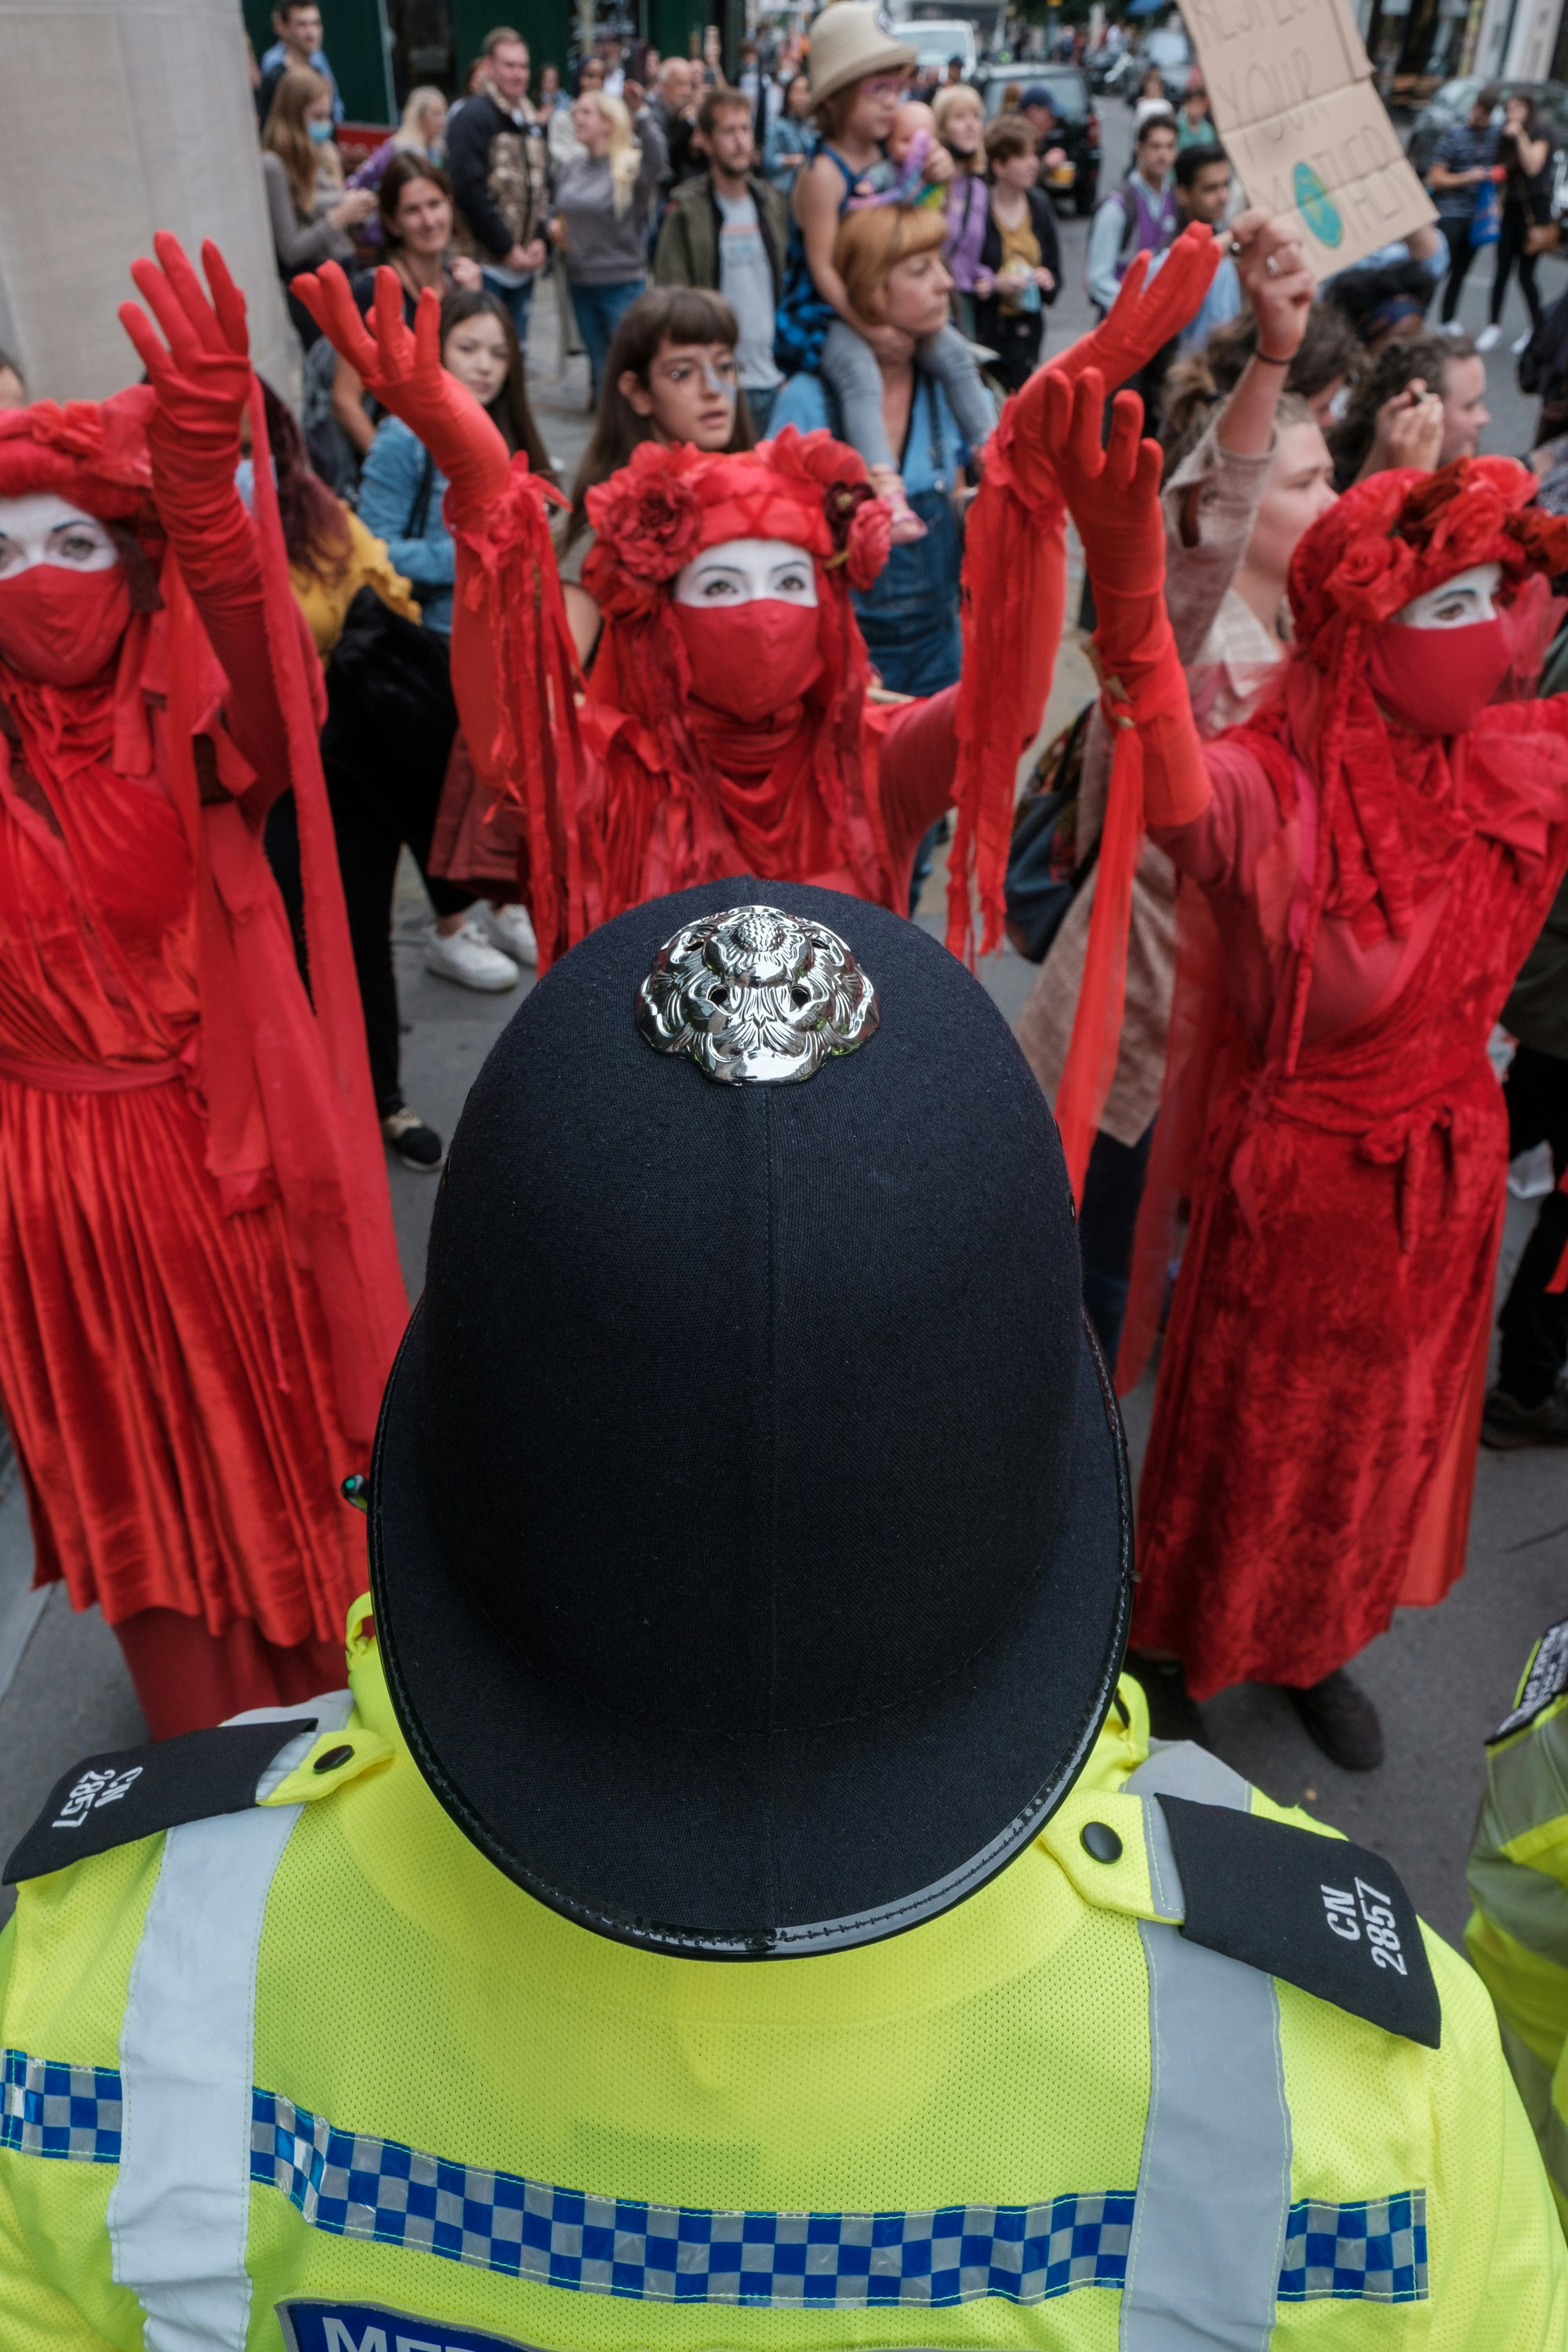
<box><xmin>118</xmin><ymin>234</ymin><xmax>255</xmax><ymax>595</ymax></box>
<box><xmin>120</xmin><ymin>234</ymin><xmax>252</xmax><ymax>460</ymax></box>
<box><xmin>1006</xmin><ymin>222</ymin><xmax>1218</xmax><ymax>510</ymax></box>
<box><xmin>1043</xmin><ymin>365</ymin><xmax>1207</xmax><ymax>828</ymax></box>
<box><xmin>1063</xmin><ymin>220</ymin><xmax>1222</xmax><ymax>394</ymax></box>
<box><xmin>290</xmin><ymin>263</ymin><xmax>511</xmax><ymax>510</ymax></box>
<box><xmin>1041</xmin><ymin>365</ymin><xmax>1163</xmax><ymax>605</ymax></box>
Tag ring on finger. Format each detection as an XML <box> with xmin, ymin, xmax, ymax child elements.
<box><xmin>1265</xmin><ymin>253</ymin><xmax>1280</xmax><ymax>276</ymax></box>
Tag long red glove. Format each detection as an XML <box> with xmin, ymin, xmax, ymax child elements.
<box><xmin>948</xmin><ymin>224</ymin><xmax>1220</xmax><ymax>965</ymax></box>
<box><xmin>290</xmin><ymin>263</ymin><xmax>510</xmax><ymax>520</ymax></box>
<box><xmin>1043</xmin><ymin>367</ymin><xmax>1207</xmax><ymax>825</ymax></box>
<box><xmin>118</xmin><ymin>238</ymin><xmax>291</xmax><ymax>768</ymax></box>
<box><xmin>114</xmin><ymin>237</ymin><xmax>286</xmax><ymax>1192</ymax></box>
<box><xmin>1037</xmin><ymin>365</ymin><xmax>1210</xmax><ymax>1202</ymax></box>
<box><xmin>1010</xmin><ymin>222</ymin><xmax>1221</xmax><ymax>506</ymax></box>
<box><xmin>120</xmin><ymin>238</ymin><xmax>405</xmax><ymax>1382</ymax></box>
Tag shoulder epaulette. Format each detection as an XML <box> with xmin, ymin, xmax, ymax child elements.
<box><xmin>3</xmin><ymin>1712</ymin><xmax>372</xmax><ymax>1884</ymax></box>
<box><xmin>1158</xmin><ymin>1796</ymin><xmax>1441</xmax><ymax>2049</ymax></box>
<box><xmin>1490</xmin><ymin>1615</ymin><xmax>1568</xmax><ymax>1744</ymax></box>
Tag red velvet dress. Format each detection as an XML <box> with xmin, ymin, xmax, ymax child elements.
<box><xmin>1132</xmin><ymin>695</ymin><xmax>1568</xmax><ymax>1696</ymax></box>
<box><xmin>0</xmin><ymin>387</ymin><xmax>409</xmax><ymax>1733</ymax></box>
<box><xmin>0</xmin><ymin>648</ymin><xmax>382</xmax><ymax>1730</ymax></box>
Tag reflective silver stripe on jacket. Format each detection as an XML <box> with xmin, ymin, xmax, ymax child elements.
<box><xmin>1120</xmin><ymin>1743</ymin><xmax>1292</xmax><ymax>2352</ymax></box>
<box><xmin>106</xmin><ymin>1692</ymin><xmax>353</xmax><ymax>2352</ymax></box>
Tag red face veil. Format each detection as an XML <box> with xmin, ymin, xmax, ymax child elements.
<box><xmin>0</xmin><ymin>562</ymin><xmax>133</xmax><ymax>687</ymax></box>
<box><xmin>670</xmin><ymin>598</ymin><xmax>826</xmax><ymax>725</ymax></box>
<box><xmin>1364</xmin><ymin>614</ymin><xmax>1514</xmax><ymax>738</ymax></box>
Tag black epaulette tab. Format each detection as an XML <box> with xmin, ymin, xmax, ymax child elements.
<box><xmin>1490</xmin><ymin>1616</ymin><xmax>1568</xmax><ymax>1744</ymax></box>
<box><xmin>1158</xmin><ymin>1795</ymin><xmax>1442</xmax><ymax>2049</ymax></box>
<box><xmin>4</xmin><ymin>1718</ymin><xmax>320</xmax><ymax>1885</ymax></box>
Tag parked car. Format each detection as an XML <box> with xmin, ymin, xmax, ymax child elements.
<box><xmin>897</xmin><ymin>15</ymin><xmax>981</xmax><ymax>79</ymax></box>
<box><xmin>978</xmin><ymin>63</ymin><xmax>1100</xmax><ymax>212</ymax></box>
<box><xmin>1406</xmin><ymin>76</ymin><xmax>1568</xmax><ymax>176</ymax></box>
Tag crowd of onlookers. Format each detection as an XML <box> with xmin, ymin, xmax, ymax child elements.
<box><xmin>230</xmin><ymin>8</ymin><xmax>1566</xmax><ymax>1457</ymax></box>
<box><xmin>238</xmin><ymin>1</ymin><xmax>1106</xmax><ymax>1155</ymax></box>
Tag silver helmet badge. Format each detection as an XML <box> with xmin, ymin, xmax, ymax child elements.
<box><xmin>635</xmin><ymin>904</ymin><xmax>879</xmax><ymax>1085</ymax></box>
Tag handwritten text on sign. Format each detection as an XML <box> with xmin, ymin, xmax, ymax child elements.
<box><xmin>1178</xmin><ymin>0</ymin><xmax>1436</xmax><ymax>275</ymax></box>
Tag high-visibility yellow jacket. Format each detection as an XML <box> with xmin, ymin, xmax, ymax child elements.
<box><xmin>1467</xmin><ymin>1615</ymin><xmax>1568</xmax><ymax>2235</ymax></box>
<box><xmin>2</xmin><ymin>1594</ymin><xmax>1563</xmax><ymax>2351</ymax></box>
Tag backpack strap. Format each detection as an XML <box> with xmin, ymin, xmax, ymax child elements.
<box><xmin>405</xmin><ymin>445</ymin><xmax>437</xmax><ymax>541</ymax></box>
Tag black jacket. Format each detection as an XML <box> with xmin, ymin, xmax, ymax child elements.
<box><xmin>975</xmin><ymin>190</ymin><xmax>1062</xmax><ymax>314</ymax></box>
<box><xmin>448</xmin><ymin>91</ymin><xmax>548</xmax><ymax>264</ymax></box>
<box><xmin>973</xmin><ymin>188</ymin><xmax>1062</xmax><ymax>384</ymax></box>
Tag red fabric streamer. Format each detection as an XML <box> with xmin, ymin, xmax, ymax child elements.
<box><xmin>950</xmin><ymin>390</ymin><xmax>1066</xmax><ymax>964</ymax></box>
<box><xmin>449</xmin><ymin>454</ymin><xmax>583</xmax><ymax>971</ymax></box>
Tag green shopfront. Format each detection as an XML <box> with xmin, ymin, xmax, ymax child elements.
<box><xmin>240</xmin><ymin>0</ymin><xmax>718</xmax><ymax>121</ymax></box>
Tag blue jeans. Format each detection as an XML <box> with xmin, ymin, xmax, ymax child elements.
<box><xmin>571</xmin><ymin>278</ymin><xmax>644</xmax><ymax>398</ymax></box>
<box><xmin>851</xmin><ymin>482</ymin><xmax>962</xmax><ymax>699</ymax></box>
<box><xmin>481</xmin><ymin>270</ymin><xmax>535</xmax><ymax>350</ymax></box>
<box><xmin>743</xmin><ymin>383</ymin><xmax>779</xmax><ymax>437</ymax></box>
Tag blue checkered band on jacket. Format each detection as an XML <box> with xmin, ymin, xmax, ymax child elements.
<box><xmin>1</xmin><ymin>2048</ymin><xmax>122</xmax><ymax>2164</ymax></box>
<box><xmin>252</xmin><ymin>2090</ymin><xmax>1132</xmax><ymax>2305</ymax></box>
<box><xmin>0</xmin><ymin>2053</ymin><xmax>1429</xmax><ymax>2309</ymax></box>
<box><xmin>1278</xmin><ymin>2192</ymin><xmax>1428</xmax><ymax>2303</ymax></box>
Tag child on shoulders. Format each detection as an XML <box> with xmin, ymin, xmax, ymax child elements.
<box><xmin>776</xmin><ymin>10</ymin><xmax>996</xmax><ymax>539</ymax></box>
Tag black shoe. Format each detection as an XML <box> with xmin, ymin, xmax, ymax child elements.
<box><xmin>1481</xmin><ymin>1381</ymin><xmax>1568</xmax><ymax>1450</ymax></box>
<box><xmin>381</xmin><ymin>1105</ymin><xmax>445</xmax><ymax>1171</ymax></box>
<box><xmin>1287</xmin><ymin>1669</ymin><xmax>1384</xmax><ymax>1770</ymax></box>
<box><xmin>1125</xmin><ymin>1650</ymin><xmax>1208</xmax><ymax>1745</ymax></box>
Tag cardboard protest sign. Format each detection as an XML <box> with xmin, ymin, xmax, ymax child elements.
<box><xmin>1178</xmin><ymin>0</ymin><xmax>1436</xmax><ymax>276</ymax></box>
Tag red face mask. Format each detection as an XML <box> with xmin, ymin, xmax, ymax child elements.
<box><xmin>0</xmin><ymin>564</ymin><xmax>132</xmax><ymax>688</ymax></box>
<box><xmin>671</xmin><ymin>598</ymin><xmax>824</xmax><ymax>725</ymax></box>
<box><xmin>1365</xmin><ymin>615</ymin><xmax>1512</xmax><ymax>738</ymax></box>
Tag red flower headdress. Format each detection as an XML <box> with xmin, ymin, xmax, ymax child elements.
<box><xmin>581</xmin><ymin>428</ymin><xmax>892</xmax><ymax>622</ymax></box>
<box><xmin>1290</xmin><ymin>457</ymin><xmax>1568</xmax><ymax>653</ymax></box>
<box><xmin>536</xmin><ymin>430</ymin><xmax>901</xmax><ymax>958</ymax></box>
<box><xmin>0</xmin><ymin>387</ymin><xmax>160</xmax><ymax>532</ymax></box>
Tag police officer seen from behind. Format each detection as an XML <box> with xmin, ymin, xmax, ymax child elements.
<box><xmin>1</xmin><ymin>880</ymin><xmax>1563</xmax><ymax>2344</ymax></box>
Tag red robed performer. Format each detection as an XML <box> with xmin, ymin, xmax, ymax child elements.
<box><xmin>1043</xmin><ymin>364</ymin><xmax>1568</xmax><ymax>1768</ymax></box>
<box><xmin>290</xmin><ymin>227</ymin><xmax>1224</xmax><ymax>968</ymax></box>
<box><xmin>0</xmin><ymin>239</ymin><xmax>407</xmax><ymax>1737</ymax></box>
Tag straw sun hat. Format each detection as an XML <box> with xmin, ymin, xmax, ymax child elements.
<box><xmin>806</xmin><ymin>3</ymin><xmax>916</xmax><ymax>106</ymax></box>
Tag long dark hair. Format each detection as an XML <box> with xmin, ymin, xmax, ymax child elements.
<box><xmin>378</xmin><ymin>151</ymin><xmax>455</xmax><ymax>248</ymax></box>
<box><xmin>259</xmin><ymin>378</ymin><xmax>352</xmax><ymax>583</ymax></box>
<box><xmin>437</xmin><ymin>288</ymin><xmax>556</xmax><ymax>485</ymax></box>
<box><xmin>564</xmin><ymin>285</ymin><xmax>754</xmax><ymax>546</ymax></box>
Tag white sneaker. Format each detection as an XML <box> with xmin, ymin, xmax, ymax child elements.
<box><xmin>1476</xmin><ymin>322</ymin><xmax>1502</xmax><ymax>352</ymax></box>
<box><xmin>423</xmin><ymin>916</ymin><xmax>519</xmax><ymax>993</ymax></box>
<box><xmin>1515</xmin><ymin>328</ymin><xmax>1534</xmax><ymax>355</ymax></box>
<box><xmin>482</xmin><ymin>901</ymin><xmax>539</xmax><ymax>967</ymax></box>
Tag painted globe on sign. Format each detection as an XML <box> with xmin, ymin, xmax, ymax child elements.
<box><xmin>1293</xmin><ymin>160</ymin><xmax>1344</xmax><ymax>248</ymax></box>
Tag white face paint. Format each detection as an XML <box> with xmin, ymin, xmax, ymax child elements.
<box><xmin>0</xmin><ymin>494</ymin><xmax>119</xmax><ymax>579</ymax></box>
<box><xmin>671</xmin><ymin>537</ymin><xmax>818</xmax><ymax>609</ymax></box>
<box><xmin>1392</xmin><ymin>561</ymin><xmax>1502</xmax><ymax>629</ymax></box>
